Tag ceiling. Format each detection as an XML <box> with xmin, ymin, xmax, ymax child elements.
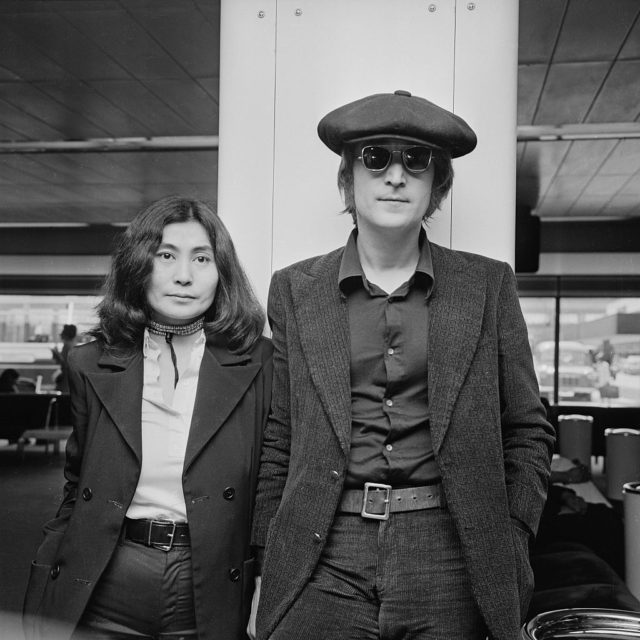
<box><xmin>0</xmin><ymin>0</ymin><xmax>638</xmax><ymax>233</ymax></box>
<box><xmin>0</xmin><ymin>0</ymin><xmax>220</xmax><ymax>225</ymax></box>
<box><xmin>517</xmin><ymin>0</ymin><xmax>640</xmax><ymax>221</ymax></box>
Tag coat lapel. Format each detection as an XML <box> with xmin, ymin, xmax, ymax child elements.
<box><xmin>183</xmin><ymin>341</ymin><xmax>261</xmax><ymax>470</ymax></box>
<box><xmin>428</xmin><ymin>244</ymin><xmax>487</xmax><ymax>453</ymax></box>
<box><xmin>290</xmin><ymin>252</ymin><xmax>352</xmax><ymax>454</ymax></box>
<box><xmin>86</xmin><ymin>351</ymin><xmax>144</xmax><ymax>462</ymax></box>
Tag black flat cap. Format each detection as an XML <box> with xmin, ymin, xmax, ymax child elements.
<box><xmin>317</xmin><ymin>90</ymin><xmax>477</xmax><ymax>158</ymax></box>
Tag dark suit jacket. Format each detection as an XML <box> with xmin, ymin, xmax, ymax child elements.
<box><xmin>252</xmin><ymin>242</ymin><xmax>555</xmax><ymax>640</ymax></box>
<box><xmin>24</xmin><ymin>334</ymin><xmax>273</xmax><ymax>640</ymax></box>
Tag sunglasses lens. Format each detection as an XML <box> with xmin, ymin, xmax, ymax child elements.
<box><xmin>403</xmin><ymin>147</ymin><xmax>432</xmax><ymax>172</ymax></box>
<box><xmin>361</xmin><ymin>146</ymin><xmax>391</xmax><ymax>171</ymax></box>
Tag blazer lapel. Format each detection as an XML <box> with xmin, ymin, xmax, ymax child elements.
<box><xmin>86</xmin><ymin>351</ymin><xmax>144</xmax><ymax>462</ymax></box>
<box><xmin>183</xmin><ymin>342</ymin><xmax>261</xmax><ymax>470</ymax></box>
<box><xmin>290</xmin><ymin>253</ymin><xmax>352</xmax><ymax>454</ymax></box>
<box><xmin>428</xmin><ymin>244</ymin><xmax>487</xmax><ymax>454</ymax></box>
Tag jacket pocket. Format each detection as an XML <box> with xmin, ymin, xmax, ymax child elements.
<box><xmin>22</xmin><ymin>561</ymin><xmax>52</xmax><ymax>639</ymax></box>
<box><xmin>511</xmin><ymin>518</ymin><xmax>534</xmax><ymax>621</ymax></box>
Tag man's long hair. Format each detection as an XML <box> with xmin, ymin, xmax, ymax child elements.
<box><xmin>337</xmin><ymin>146</ymin><xmax>454</xmax><ymax>222</ymax></box>
<box><xmin>93</xmin><ymin>195</ymin><xmax>265</xmax><ymax>354</ymax></box>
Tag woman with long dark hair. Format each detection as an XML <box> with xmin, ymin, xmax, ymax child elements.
<box><xmin>24</xmin><ymin>195</ymin><xmax>272</xmax><ymax>640</ymax></box>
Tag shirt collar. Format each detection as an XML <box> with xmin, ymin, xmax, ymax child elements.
<box><xmin>338</xmin><ymin>227</ymin><xmax>435</xmax><ymax>297</ymax></box>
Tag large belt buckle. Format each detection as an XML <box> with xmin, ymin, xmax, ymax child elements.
<box><xmin>149</xmin><ymin>519</ymin><xmax>176</xmax><ymax>551</ymax></box>
<box><xmin>361</xmin><ymin>482</ymin><xmax>392</xmax><ymax>520</ymax></box>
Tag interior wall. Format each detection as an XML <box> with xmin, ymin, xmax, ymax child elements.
<box><xmin>218</xmin><ymin>0</ymin><xmax>519</xmax><ymax>308</ymax></box>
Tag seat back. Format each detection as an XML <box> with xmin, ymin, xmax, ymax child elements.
<box><xmin>43</xmin><ymin>397</ymin><xmax>58</xmax><ymax>430</ymax></box>
<box><xmin>605</xmin><ymin>428</ymin><xmax>640</xmax><ymax>501</ymax></box>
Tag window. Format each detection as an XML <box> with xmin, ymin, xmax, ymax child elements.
<box><xmin>0</xmin><ymin>295</ymin><xmax>100</xmax><ymax>391</ymax></box>
<box><xmin>519</xmin><ymin>285</ymin><xmax>640</xmax><ymax>407</ymax></box>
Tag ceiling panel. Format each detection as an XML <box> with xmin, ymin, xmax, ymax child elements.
<box><xmin>1</xmin><ymin>11</ymin><xmax>131</xmax><ymax>81</ymax></box>
<box><xmin>600</xmin><ymin>140</ymin><xmax>640</xmax><ymax>176</ymax></box>
<box><xmin>88</xmin><ymin>79</ymin><xmax>213</xmax><ymax>135</ymax></box>
<box><xmin>553</xmin><ymin>0</ymin><xmax>639</xmax><ymax>63</ymax></box>
<box><xmin>517</xmin><ymin>141</ymin><xmax>572</xmax><ymax>199</ymax></box>
<box><xmin>517</xmin><ymin>64</ymin><xmax>547</xmax><ymax>125</ymax></box>
<box><xmin>533</xmin><ymin>62</ymin><xmax>610</xmax><ymax>124</ymax></box>
<box><xmin>586</xmin><ymin>60</ymin><xmax>640</xmax><ymax>122</ymax></box>
<box><xmin>620</xmin><ymin>19</ymin><xmax>640</xmax><ymax>59</ymax></box>
<box><xmin>61</xmin><ymin>10</ymin><xmax>191</xmax><ymax>81</ymax></box>
<box><xmin>556</xmin><ymin>139</ymin><xmax>619</xmax><ymax>177</ymax></box>
<box><xmin>517</xmin><ymin>0</ymin><xmax>566</xmax><ymax>64</ymax></box>
<box><xmin>38</xmin><ymin>81</ymin><xmax>153</xmax><ymax>138</ymax></box>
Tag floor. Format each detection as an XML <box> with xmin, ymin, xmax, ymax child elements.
<box><xmin>0</xmin><ymin>443</ymin><xmax>66</xmax><ymax>640</ymax></box>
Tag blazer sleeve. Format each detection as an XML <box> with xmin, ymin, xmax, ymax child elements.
<box><xmin>251</xmin><ymin>270</ymin><xmax>292</xmax><ymax>549</ymax></box>
<box><xmin>498</xmin><ymin>263</ymin><xmax>555</xmax><ymax>536</ymax></box>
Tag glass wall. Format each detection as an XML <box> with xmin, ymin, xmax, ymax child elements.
<box><xmin>520</xmin><ymin>295</ymin><xmax>640</xmax><ymax>407</ymax></box>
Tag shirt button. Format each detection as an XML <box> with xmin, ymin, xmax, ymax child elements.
<box><xmin>387</xmin><ymin>348</ymin><xmax>395</xmax><ymax>355</ymax></box>
<box><xmin>385</xmin><ymin>399</ymin><xmax>393</xmax><ymax>407</ymax></box>
<box><xmin>386</xmin><ymin>444</ymin><xmax>393</xmax><ymax>452</ymax></box>
<box><xmin>222</xmin><ymin>487</ymin><xmax>235</xmax><ymax>500</ymax></box>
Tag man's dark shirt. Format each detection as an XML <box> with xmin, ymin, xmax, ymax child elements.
<box><xmin>339</xmin><ymin>229</ymin><xmax>441</xmax><ymax>489</ymax></box>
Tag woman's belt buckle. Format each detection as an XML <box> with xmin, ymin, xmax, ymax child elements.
<box><xmin>361</xmin><ymin>482</ymin><xmax>392</xmax><ymax>520</ymax></box>
<box><xmin>148</xmin><ymin>519</ymin><xmax>177</xmax><ymax>551</ymax></box>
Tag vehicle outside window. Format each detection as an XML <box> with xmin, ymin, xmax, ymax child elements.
<box><xmin>534</xmin><ymin>340</ymin><xmax>603</xmax><ymax>403</ymax></box>
<box><xmin>520</xmin><ymin>296</ymin><xmax>640</xmax><ymax>407</ymax></box>
<box><xmin>622</xmin><ymin>355</ymin><xmax>640</xmax><ymax>376</ymax></box>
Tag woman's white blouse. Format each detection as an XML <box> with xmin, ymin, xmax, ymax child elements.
<box><xmin>126</xmin><ymin>328</ymin><xmax>206</xmax><ymax>522</ymax></box>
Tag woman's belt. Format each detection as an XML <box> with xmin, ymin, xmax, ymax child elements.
<box><xmin>124</xmin><ymin>517</ymin><xmax>190</xmax><ymax>551</ymax></box>
<box><xmin>338</xmin><ymin>482</ymin><xmax>444</xmax><ymax>520</ymax></box>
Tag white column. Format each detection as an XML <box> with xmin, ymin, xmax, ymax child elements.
<box><xmin>218</xmin><ymin>0</ymin><xmax>520</xmax><ymax>306</ymax></box>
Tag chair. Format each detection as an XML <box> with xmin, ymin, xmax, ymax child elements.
<box><xmin>16</xmin><ymin>396</ymin><xmax>72</xmax><ymax>457</ymax></box>
<box><xmin>521</xmin><ymin>608</ymin><xmax>640</xmax><ymax>639</ymax></box>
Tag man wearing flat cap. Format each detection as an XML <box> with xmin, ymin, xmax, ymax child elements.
<box><xmin>249</xmin><ymin>90</ymin><xmax>554</xmax><ymax>640</ymax></box>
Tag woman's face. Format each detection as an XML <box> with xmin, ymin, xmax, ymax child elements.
<box><xmin>146</xmin><ymin>220</ymin><xmax>219</xmax><ymax>325</ymax></box>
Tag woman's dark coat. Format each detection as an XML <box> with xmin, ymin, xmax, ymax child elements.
<box><xmin>24</xmin><ymin>334</ymin><xmax>272</xmax><ymax>640</ymax></box>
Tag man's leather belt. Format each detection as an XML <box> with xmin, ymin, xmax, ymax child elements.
<box><xmin>339</xmin><ymin>482</ymin><xmax>444</xmax><ymax>520</ymax></box>
<box><xmin>124</xmin><ymin>518</ymin><xmax>190</xmax><ymax>551</ymax></box>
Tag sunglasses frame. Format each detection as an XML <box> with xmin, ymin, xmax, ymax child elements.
<box><xmin>356</xmin><ymin>144</ymin><xmax>434</xmax><ymax>174</ymax></box>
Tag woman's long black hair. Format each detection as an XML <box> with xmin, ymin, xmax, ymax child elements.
<box><xmin>92</xmin><ymin>195</ymin><xmax>265</xmax><ymax>354</ymax></box>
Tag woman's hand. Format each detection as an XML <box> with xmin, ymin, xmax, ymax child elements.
<box><xmin>246</xmin><ymin>576</ymin><xmax>261</xmax><ymax>640</ymax></box>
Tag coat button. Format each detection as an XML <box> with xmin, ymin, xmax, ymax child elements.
<box><xmin>330</xmin><ymin>470</ymin><xmax>340</xmax><ymax>480</ymax></box>
<box><xmin>82</xmin><ymin>487</ymin><xmax>92</xmax><ymax>501</ymax></box>
<box><xmin>229</xmin><ymin>568</ymin><xmax>241</xmax><ymax>582</ymax></box>
<box><xmin>313</xmin><ymin>532</ymin><xmax>322</xmax><ymax>543</ymax></box>
<box><xmin>222</xmin><ymin>487</ymin><xmax>235</xmax><ymax>501</ymax></box>
<box><xmin>50</xmin><ymin>564</ymin><xmax>60</xmax><ymax>579</ymax></box>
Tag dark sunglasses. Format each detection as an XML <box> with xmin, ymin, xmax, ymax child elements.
<box><xmin>357</xmin><ymin>145</ymin><xmax>433</xmax><ymax>173</ymax></box>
